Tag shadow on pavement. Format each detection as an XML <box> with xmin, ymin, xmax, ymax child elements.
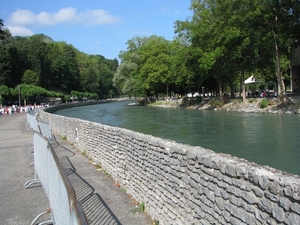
<box><xmin>52</xmin><ymin>135</ymin><xmax>122</xmax><ymax>225</ymax></box>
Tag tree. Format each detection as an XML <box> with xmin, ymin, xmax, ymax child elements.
<box><xmin>0</xmin><ymin>85</ymin><xmax>10</xmax><ymax>108</ymax></box>
<box><xmin>17</xmin><ymin>84</ymin><xmax>48</xmax><ymax>106</ymax></box>
<box><xmin>255</xmin><ymin>0</ymin><xmax>300</xmax><ymax>94</ymax></box>
<box><xmin>22</xmin><ymin>69</ymin><xmax>39</xmax><ymax>85</ymax></box>
<box><xmin>174</xmin><ymin>0</ymin><xmax>300</xmax><ymax>101</ymax></box>
<box><xmin>140</xmin><ymin>36</ymin><xmax>181</xmax><ymax>98</ymax></box>
<box><xmin>9</xmin><ymin>36</ymin><xmax>31</xmax><ymax>86</ymax></box>
<box><xmin>0</xmin><ymin>19</ymin><xmax>5</xmax><ymax>40</ymax></box>
<box><xmin>113</xmin><ymin>37</ymin><xmax>143</xmax><ymax>97</ymax></box>
<box><xmin>0</xmin><ymin>28</ymin><xmax>13</xmax><ymax>86</ymax></box>
<box><xmin>61</xmin><ymin>43</ymin><xmax>80</xmax><ymax>92</ymax></box>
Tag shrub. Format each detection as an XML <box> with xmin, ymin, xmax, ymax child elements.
<box><xmin>195</xmin><ymin>96</ymin><xmax>202</xmax><ymax>103</ymax></box>
<box><xmin>209</xmin><ymin>98</ymin><xmax>223</xmax><ymax>108</ymax></box>
<box><xmin>248</xmin><ymin>98</ymin><xmax>255</xmax><ymax>103</ymax></box>
<box><xmin>259</xmin><ymin>99</ymin><xmax>269</xmax><ymax>108</ymax></box>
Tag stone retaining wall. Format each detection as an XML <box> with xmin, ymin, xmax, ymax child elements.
<box><xmin>40</xmin><ymin>105</ymin><xmax>300</xmax><ymax>225</ymax></box>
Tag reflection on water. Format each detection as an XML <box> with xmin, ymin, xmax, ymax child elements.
<box><xmin>55</xmin><ymin>101</ymin><xmax>300</xmax><ymax>175</ymax></box>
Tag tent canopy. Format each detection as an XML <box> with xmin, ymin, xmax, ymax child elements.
<box><xmin>244</xmin><ymin>75</ymin><xmax>256</xmax><ymax>84</ymax></box>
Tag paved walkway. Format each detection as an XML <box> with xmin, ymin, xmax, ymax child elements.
<box><xmin>0</xmin><ymin>113</ymin><xmax>153</xmax><ymax>225</ymax></box>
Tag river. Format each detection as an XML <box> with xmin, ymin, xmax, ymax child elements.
<box><xmin>54</xmin><ymin>101</ymin><xmax>300</xmax><ymax>176</ymax></box>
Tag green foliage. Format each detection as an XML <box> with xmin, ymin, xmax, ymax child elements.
<box><xmin>0</xmin><ymin>20</ymin><xmax>118</xmax><ymax>102</ymax></box>
<box><xmin>71</xmin><ymin>90</ymin><xmax>98</xmax><ymax>101</ymax></box>
<box><xmin>62</xmin><ymin>135</ymin><xmax>67</xmax><ymax>141</ymax></box>
<box><xmin>22</xmin><ymin>69</ymin><xmax>39</xmax><ymax>85</ymax></box>
<box><xmin>209</xmin><ymin>98</ymin><xmax>224</xmax><ymax>108</ymax></box>
<box><xmin>109</xmin><ymin>90</ymin><xmax>114</xmax><ymax>98</ymax></box>
<box><xmin>132</xmin><ymin>202</ymin><xmax>145</xmax><ymax>214</ymax></box>
<box><xmin>0</xmin><ymin>85</ymin><xmax>10</xmax><ymax>96</ymax></box>
<box><xmin>195</xmin><ymin>96</ymin><xmax>202</xmax><ymax>103</ymax></box>
<box><xmin>259</xmin><ymin>99</ymin><xmax>269</xmax><ymax>108</ymax></box>
<box><xmin>248</xmin><ymin>98</ymin><xmax>256</xmax><ymax>103</ymax></box>
<box><xmin>95</xmin><ymin>163</ymin><xmax>102</xmax><ymax>169</ymax></box>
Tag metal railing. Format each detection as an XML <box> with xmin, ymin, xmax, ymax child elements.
<box><xmin>27</xmin><ymin>110</ymin><xmax>39</xmax><ymax>134</ymax></box>
<box><xmin>25</xmin><ymin>113</ymin><xmax>88</xmax><ymax>225</ymax></box>
<box><xmin>38</xmin><ymin>120</ymin><xmax>52</xmax><ymax>143</ymax></box>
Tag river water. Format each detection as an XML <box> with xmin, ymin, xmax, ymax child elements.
<box><xmin>54</xmin><ymin>101</ymin><xmax>300</xmax><ymax>176</ymax></box>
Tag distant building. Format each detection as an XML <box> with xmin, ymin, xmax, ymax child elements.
<box><xmin>291</xmin><ymin>46</ymin><xmax>300</xmax><ymax>93</ymax></box>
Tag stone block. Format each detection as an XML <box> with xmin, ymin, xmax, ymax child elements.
<box><xmin>272</xmin><ymin>206</ymin><xmax>285</xmax><ymax>222</ymax></box>
<box><xmin>291</xmin><ymin>202</ymin><xmax>300</xmax><ymax>214</ymax></box>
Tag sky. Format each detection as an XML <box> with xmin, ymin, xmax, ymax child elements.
<box><xmin>0</xmin><ymin>0</ymin><xmax>193</xmax><ymax>60</ymax></box>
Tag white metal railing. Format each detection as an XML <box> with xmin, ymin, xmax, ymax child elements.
<box><xmin>25</xmin><ymin>112</ymin><xmax>88</xmax><ymax>225</ymax></box>
<box><xmin>27</xmin><ymin>111</ymin><xmax>39</xmax><ymax>134</ymax></box>
<box><xmin>38</xmin><ymin>120</ymin><xmax>52</xmax><ymax>143</ymax></box>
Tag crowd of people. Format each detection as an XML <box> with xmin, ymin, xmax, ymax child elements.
<box><xmin>246</xmin><ymin>89</ymin><xmax>282</xmax><ymax>98</ymax></box>
<box><xmin>0</xmin><ymin>104</ymin><xmax>47</xmax><ymax>115</ymax></box>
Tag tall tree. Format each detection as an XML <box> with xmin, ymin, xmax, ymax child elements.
<box><xmin>0</xmin><ymin>19</ymin><xmax>5</xmax><ymax>40</ymax></box>
<box><xmin>22</xmin><ymin>69</ymin><xmax>39</xmax><ymax>85</ymax></box>
<box><xmin>0</xmin><ymin>29</ymin><xmax>13</xmax><ymax>86</ymax></box>
<box><xmin>255</xmin><ymin>0</ymin><xmax>300</xmax><ymax>94</ymax></box>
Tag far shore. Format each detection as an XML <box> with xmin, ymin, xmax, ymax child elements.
<box><xmin>147</xmin><ymin>94</ymin><xmax>300</xmax><ymax>114</ymax></box>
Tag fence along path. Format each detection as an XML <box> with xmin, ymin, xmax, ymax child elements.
<box><xmin>25</xmin><ymin>111</ymin><xmax>88</xmax><ymax>225</ymax></box>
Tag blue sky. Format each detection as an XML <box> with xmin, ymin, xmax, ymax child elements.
<box><xmin>0</xmin><ymin>0</ymin><xmax>192</xmax><ymax>60</ymax></box>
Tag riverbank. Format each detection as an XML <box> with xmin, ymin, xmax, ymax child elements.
<box><xmin>148</xmin><ymin>94</ymin><xmax>300</xmax><ymax>114</ymax></box>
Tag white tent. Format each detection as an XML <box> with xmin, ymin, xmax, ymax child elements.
<box><xmin>244</xmin><ymin>75</ymin><xmax>256</xmax><ymax>84</ymax></box>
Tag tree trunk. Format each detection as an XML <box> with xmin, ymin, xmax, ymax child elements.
<box><xmin>228</xmin><ymin>70</ymin><xmax>235</xmax><ymax>99</ymax></box>
<box><xmin>281</xmin><ymin>70</ymin><xmax>286</xmax><ymax>91</ymax></box>
<box><xmin>144</xmin><ymin>95</ymin><xmax>150</xmax><ymax>102</ymax></box>
<box><xmin>274</xmin><ymin>37</ymin><xmax>282</xmax><ymax>95</ymax></box>
<box><xmin>166</xmin><ymin>84</ymin><xmax>169</xmax><ymax>99</ymax></box>
<box><xmin>241</xmin><ymin>68</ymin><xmax>246</xmax><ymax>103</ymax></box>
<box><xmin>272</xmin><ymin>13</ymin><xmax>282</xmax><ymax>95</ymax></box>
<box><xmin>218</xmin><ymin>66</ymin><xmax>222</xmax><ymax>100</ymax></box>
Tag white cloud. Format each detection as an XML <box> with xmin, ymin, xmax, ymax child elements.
<box><xmin>7</xmin><ymin>25</ymin><xmax>34</xmax><ymax>36</ymax></box>
<box><xmin>52</xmin><ymin>7</ymin><xmax>79</xmax><ymax>24</ymax></box>
<box><xmin>9</xmin><ymin>9</ymin><xmax>36</xmax><ymax>26</ymax></box>
<box><xmin>6</xmin><ymin>7</ymin><xmax>121</xmax><ymax>36</ymax></box>
<box><xmin>81</xmin><ymin>9</ymin><xmax>121</xmax><ymax>26</ymax></box>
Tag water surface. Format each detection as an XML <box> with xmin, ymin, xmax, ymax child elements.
<box><xmin>55</xmin><ymin>101</ymin><xmax>300</xmax><ymax>175</ymax></box>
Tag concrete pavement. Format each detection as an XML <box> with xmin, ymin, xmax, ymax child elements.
<box><xmin>0</xmin><ymin>113</ymin><xmax>153</xmax><ymax>225</ymax></box>
<box><xmin>0</xmin><ymin>113</ymin><xmax>49</xmax><ymax>225</ymax></box>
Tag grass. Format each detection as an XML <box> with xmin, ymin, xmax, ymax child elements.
<box><xmin>132</xmin><ymin>201</ymin><xmax>145</xmax><ymax>214</ymax></box>
<box><xmin>149</xmin><ymin>100</ymin><xmax>179</xmax><ymax>107</ymax></box>
<box><xmin>62</xmin><ymin>135</ymin><xmax>67</xmax><ymax>140</ymax></box>
<box><xmin>95</xmin><ymin>163</ymin><xmax>102</xmax><ymax>169</ymax></box>
<box><xmin>248</xmin><ymin>98</ymin><xmax>256</xmax><ymax>103</ymax></box>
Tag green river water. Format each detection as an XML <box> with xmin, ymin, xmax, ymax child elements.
<box><xmin>55</xmin><ymin>101</ymin><xmax>300</xmax><ymax>176</ymax></box>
